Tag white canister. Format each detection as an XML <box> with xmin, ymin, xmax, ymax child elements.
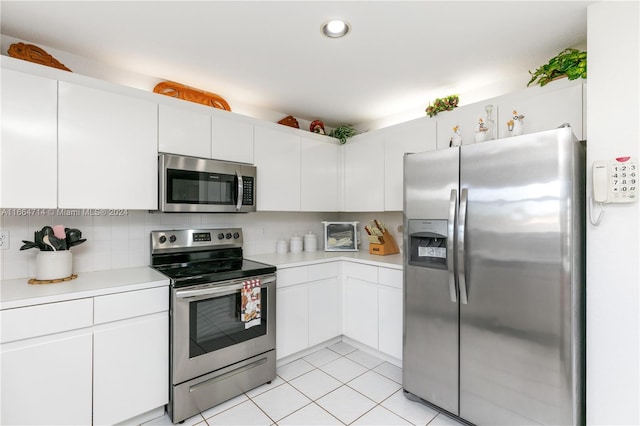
<box><xmin>303</xmin><ymin>232</ymin><xmax>317</xmax><ymax>252</ymax></box>
<box><xmin>290</xmin><ymin>236</ymin><xmax>303</xmax><ymax>253</ymax></box>
<box><xmin>276</xmin><ymin>239</ymin><xmax>288</xmax><ymax>254</ymax></box>
<box><xmin>36</xmin><ymin>251</ymin><xmax>73</xmax><ymax>280</ymax></box>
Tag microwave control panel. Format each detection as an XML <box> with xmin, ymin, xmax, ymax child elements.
<box><xmin>242</xmin><ymin>176</ymin><xmax>255</xmax><ymax>205</ymax></box>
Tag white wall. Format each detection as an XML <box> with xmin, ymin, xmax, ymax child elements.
<box><xmin>586</xmin><ymin>2</ymin><xmax>640</xmax><ymax>425</ymax></box>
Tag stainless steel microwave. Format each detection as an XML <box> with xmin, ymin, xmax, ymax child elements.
<box><xmin>159</xmin><ymin>153</ymin><xmax>256</xmax><ymax>213</ymax></box>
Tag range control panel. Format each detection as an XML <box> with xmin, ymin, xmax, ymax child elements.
<box><xmin>151</xmin><ymin>228</ymin><xmax>243</xmax><ymax>253</ymax></box>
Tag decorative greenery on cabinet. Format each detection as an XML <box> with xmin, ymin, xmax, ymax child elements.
<box><xmin>527</xmin><ymin>48</ymin><xmax>587</xmax><ymax>87</ymax></box>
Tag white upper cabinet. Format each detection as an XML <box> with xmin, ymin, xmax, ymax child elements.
<box><xmin>58</xmin><ymin>82</ymin><xmax>158</xmax><ymax>209</ymax></box>
<box><xmin>301</xmin><ymin>136</ymin><xmax>340</xmax><ymax>211</ymax></box>
<box><xmin>435</xmin><ymin>79</ymin><xmax>584</xmax><ymax>149</ymax></box>
<box><xmin>212</xmin><ymin>113</ymin><xmax>254</xmax><ymax>164</ymax></box>
<box><xmin>158</xmin><ymin>103</ymin><xmax>211</xmax><ymax>158</ymax></box>
<box><xmin>254</xmin><ymin>125</ymin><xmax>301</xmax><ymax>211</ymax></box>
<box><xmin>496</xmin><ymin>80</ymin><xmax>584</xmax><ymax>140</ymax></box>
<box><xmin>158</xmin><ymin>102</ymin><xmax>255</xmax><ymax>164</ymax></box>
<box><xmin>384</xmin><ymin>117</ymin><xmax>436</xmax><ymax>211</ymax></box>
<box><xmin>1</xmin><ymin>69</ymin><xmax>58</xmax><ymax>208</ymax></box>
<box><xmin>343</xmin><ymin>132</ymin><xmax>385</xmax><ymax>212</ymax></box>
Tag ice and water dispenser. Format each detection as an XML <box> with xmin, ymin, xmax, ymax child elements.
<box><xmin>408</xmin><ymin>219</ymin><xmax>448</xmax><ymax>269</ymax></box>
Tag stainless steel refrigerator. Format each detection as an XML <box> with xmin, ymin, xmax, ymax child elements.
<box><xmin>403</xmin><ymin>127</ymin><xmax>585</xmax><ymax>425</ymax></box>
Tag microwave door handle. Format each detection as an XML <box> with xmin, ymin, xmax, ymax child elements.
<box><xmin>236</xmin><ymin>171</ymin><xmax>243</xmax><ymax>211</ymax></box>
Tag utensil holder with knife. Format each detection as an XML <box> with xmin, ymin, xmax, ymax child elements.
<box><xmin>365</xmin><ymin>220</ymin><xmax>400</xmax><ymax>256</ymax></box>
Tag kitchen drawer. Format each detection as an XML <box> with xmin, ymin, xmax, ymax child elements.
<box><xmin>276</xmin><ymin>266</ymin><xmax>308</xmax><ymax>288</ymax></box>
<box><xmin>343</xmin><ymin>262</ymin><xmax>378</xmax><ymax>283</ymax></box>
<box><xmin>0</xmin><ymin>298</ymin><xmax>93</xmax><ymax>343</ymax></box>
<box><xmin>94</xmin><ymin>286</ymin><xmax>168</xmax><ymax>324</ymax></box>
<box><xmin>308</xmin><ymin>262</ymin><xmax>338</xmax><ymax>281</ymax></box>
<box><xmin>378</xmin><ymin>267</ymin><xmax>403</xmax><ymax>289</ymax></box>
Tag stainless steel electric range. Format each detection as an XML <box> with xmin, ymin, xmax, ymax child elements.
<box><xmin>150</xmin><ymin>228</ymin><xmax>276</xmax><ymax>424</ymax></box>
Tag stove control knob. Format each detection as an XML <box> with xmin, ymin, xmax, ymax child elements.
<box><xmin>169</xmin><ymin>235</ymin><xmax>177</xmax><ymax>243</ymax></box>
<box><xmin>159</xmin><ymin>235</ymin><xmax>167</xmax><ymax>244</ymax></box>
<box><xmin>217</xmin><ymin>233</ymin><xmax>225</xmax><ymax>240</ymax></box>
<box><xmin>233</xmin><ymin>232</ymin><xmax>240</xmax><ymax>239</ymax></box>
<box><xmin>225</xmin><ymin>233</ymin><xmax>232</xmax><ymax>239</ymax></box>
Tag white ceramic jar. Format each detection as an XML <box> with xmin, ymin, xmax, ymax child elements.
<box><xmin>276</xmin><ymin>239</ymin><xmax>288</xmax><ymax>254</ymax></box>
<box><xmin>289</xmin><ymin>236</ymin><xmax>303</xmax><ymax>253</ymax></box>
<box><xmin>303</xmin><ymin>232</ymin><xmax>317</xmax><ymax>252</ymax></box>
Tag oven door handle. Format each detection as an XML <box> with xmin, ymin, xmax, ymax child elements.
<box><xmin>175</xmin><ymin>275</ymin><xmax>275</xmax><ymax>300</ymax></box>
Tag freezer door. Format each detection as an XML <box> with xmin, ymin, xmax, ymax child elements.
<box><xmin>403</xmin><ymin>148</ymin><xmax>460</xmax><ymax>415</ymax></box>
<box><xmin>458</xmin><ymin>128</ymin><xmax>585</xmax><ymax>425</ymax></box>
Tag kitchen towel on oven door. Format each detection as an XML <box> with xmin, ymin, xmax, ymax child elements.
<box><xmin>241</xmin><ymin>279</ymin><xmax>261</xmax><ymax>328</ymax></box>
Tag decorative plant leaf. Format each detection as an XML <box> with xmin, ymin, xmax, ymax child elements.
<box><xmin>425</xmin><ymin>94</ymin><xmax>459</xmax><ymax>117</ymax></box>
<box><xmin>528</xmin><ymin>48</ymin><xmax>587</xmax><ymax>87</ymax></box>
<box><xmin>329</xmin><ymin>125</ymin><xmax>356</xmax><ymax>144</ymax></box>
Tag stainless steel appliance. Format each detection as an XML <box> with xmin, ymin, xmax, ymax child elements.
<box><xmin>403</xmin><ymin>127</ymin><xmax>585</xmax><ymax>425</ymax></box>
<box><xmin>150</xmin><ymin>228</ymin><xmax>276</xmax><ymax>424</ymax></box>
<box><xmin>159</xmin><ymin>153</ymin><xmax>257</xmax><ymax>213</ymax></box>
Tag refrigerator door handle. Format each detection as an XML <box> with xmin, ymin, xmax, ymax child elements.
<box><xmin>458</xmin><ymin>188</ymin><xmax>469</xmax><ymax>304</ymax></box>
<box><xmin>447</xmin><ymin>189</ymin><xmax>458</xmax><ymax>303</ymax></box>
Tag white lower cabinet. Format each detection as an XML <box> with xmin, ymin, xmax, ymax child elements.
<box><xmin>378</xmin><ymin>286</ymin><xmax>403</xmax><ymax>359</ymax></box>
<box><xmin>1</xmin><ymin>331</ymin><xmax>93</xmax><ymax>425</ymax></box>
<box><xmin>343</xmin><ymin>262</ymin><xmax>403</xmax><ymax>360</ymax></box>
<box><xmin>0</xmin><ymin>285</ymin><xmax>169</xmax><ymax>426</ymax></box>
<box><xmin>93</xmin><ymin>313</ymin><xmax>168</xmax><ymax>425</ymax></box>
<box><xmin>308</xmin><ymin>279</ymin><xmax>340</xmax><ymax>346</ymax></box>
<box><xmin>277</xmin><ymin>284</ymin><xmax>309</xmax><ymax>358</ymax></box>
<box><xmin>276</xmin><ymin>262</ymin><xmax>340</xmax><ymax>359</ymax></box>
<box><xmin>344</xmin><ymin>277</ymin><xmax>379</xmax><ymax>348</ymax></box>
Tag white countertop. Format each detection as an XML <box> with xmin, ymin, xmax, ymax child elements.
<box><xmin>0</xmin><ymin>252</ymin><xmax>402</xmax><ymax>310</ymax></box>
<box><xmin>0</xmin><ymin>266</ymin><xmax>169</xmax><ymax>310</ymax></box>
<box><xmin>247</xmin><ymin>250</ymin><xmax>403</xmax><ymax>270</ymax></box>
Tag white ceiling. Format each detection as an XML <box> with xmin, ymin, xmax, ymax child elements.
<box><xmin>0</xmin><ymin>1</ymin><xmax>592</xmax><ymax>128</ymax></box>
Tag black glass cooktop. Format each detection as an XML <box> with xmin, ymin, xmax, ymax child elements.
<box><xmin>154</xmin><ymin>258</ymin><xmax>276</xmax><ymax>288</ymax></box>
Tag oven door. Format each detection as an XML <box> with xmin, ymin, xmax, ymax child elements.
<box><xmin>171</xmin><ymin>273</ymin><xmax>276</xmax><ymax>385</ymax></box>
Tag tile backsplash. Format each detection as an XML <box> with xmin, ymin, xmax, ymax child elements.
<box><xmin>0</xmin><ymin>210</ymin><xmax>403</xmax><ymax>280</ymax></box>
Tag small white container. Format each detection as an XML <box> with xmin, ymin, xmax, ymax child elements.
<box><xmin>303</xmin><ymin>232</ymin><xmax>317</xmax><ymax>252</ymax></box>
<box><xmin>36</xmin><ymin>251</ymin><xmax>73</xmax><ymax>280</ymax></box>
<box><xmin>290</xmin><ymin>236</ymin><xmax>303</xmax><ymax>253</ymax></box>
<box><xmin>276</xmin><ymin>239</ymin><xmax>288</xmax><ymax>254</ymax></box>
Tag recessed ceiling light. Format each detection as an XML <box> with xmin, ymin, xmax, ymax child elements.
<box><xmin>321</xmin><ymin>19</ymin><xmax>351</xmax><ymax>38</ymax></box>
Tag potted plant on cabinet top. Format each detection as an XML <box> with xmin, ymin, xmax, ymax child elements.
<box><xmin>330</xmin><ymin>125</ymin><xmax>356</xmax><ymax>144</ymax></box>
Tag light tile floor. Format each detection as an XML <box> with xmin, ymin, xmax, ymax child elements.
<box><xmin>145</xmin><ymin>342</ymin><xmax>467</xmax><ymax>426</ymax></box>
